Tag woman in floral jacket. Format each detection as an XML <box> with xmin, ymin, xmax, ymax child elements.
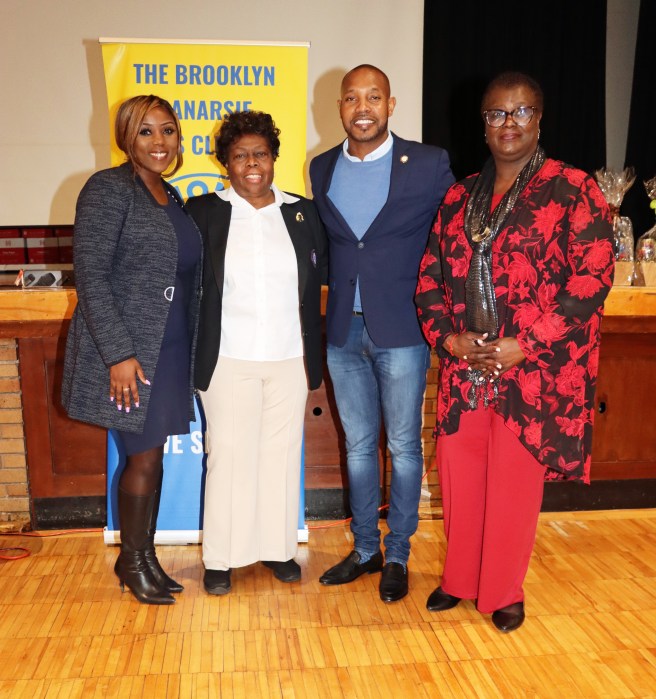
<box><xmin>415</xmin><ymin>72</ymin><xmax>614</xmax><ymax>632</ymax></box>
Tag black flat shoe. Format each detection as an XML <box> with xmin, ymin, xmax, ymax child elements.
<box><xmin>262</xmin><ymin>559</ymin><xmax>301</xmax><ymax>582</ymax></box>
<box><xmin>426</xmin><ymin>586</ymin><xmax>461</xmax><ymax>612</ymax></box>
<box><xmin>319</xmin><ymin>550</ymin><xmax>383</xmax><ymax>585</ymax></box>
<box><xmin>492</xmin><ymin>602</ymin><xmax>525</xmax><ymax>633</ymax></box>
<box><xmin>204</xmin><ymin>568</ymin><xmax>232</xmax><ymax>595</ymax></box>
<box><xmin>379</xmin><ymin>562</ymin><xmax>408</xmax><ymax>602</ymax></box>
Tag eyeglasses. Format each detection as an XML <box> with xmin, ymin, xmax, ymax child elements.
<box><xmin>482</xmin><ymin>106</ymin><xmax>537</xmax><ymax>128</ymax></box>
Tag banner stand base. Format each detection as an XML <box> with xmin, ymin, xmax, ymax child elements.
<box><xmin>104</xmin><ymin>527</ymin><xmax>309</xmax><ymax>545</ymax></box>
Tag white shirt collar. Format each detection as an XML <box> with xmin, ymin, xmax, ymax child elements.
<box><xmin>216</xmin><ymin>182</ymin><xmax>299</xmax><ymax>207</ymax></box>
<box><xmin>342</xmin><ymin>132</ymin><xmax>393</xmax><ymax>162</ymax></box>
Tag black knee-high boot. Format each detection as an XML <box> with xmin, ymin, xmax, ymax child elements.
<box><xmin>144</xmin><ymin>473</ymin><xmax>184</xmax><ymax>593</ymax></box>
<box><xmin>114</xmin><ymin>487</ymin><xmax>175</xmax><ymax>605</ymax></box>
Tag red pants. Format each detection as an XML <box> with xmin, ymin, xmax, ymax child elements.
<box><xmin>436</xmin><ymin>406</ymin><xmax>546</xmax><ymax>613</ymax></box>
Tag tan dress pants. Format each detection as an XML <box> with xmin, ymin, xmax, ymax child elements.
<box><xmin>199</xmin><ymin>356</ymin><xmax>308</xmax><ymax>570</ymax></box>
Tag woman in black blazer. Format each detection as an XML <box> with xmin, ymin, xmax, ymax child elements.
<box><xmin>186</xmin><ymin>111</ymin><xmax>327</xmax><ymax>595</ymax></box>
<box><xmin>62</xmin><ymin>95</ymin><xmax>202</xmax><ymax>605</ymax></box>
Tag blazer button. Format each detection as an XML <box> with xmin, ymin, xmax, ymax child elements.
<box><xmin>350</xmin><ymin>279</ymin><xmax>355</xmax><ymax>285</ymax></box>
<box><xmin>357</xmin><ymin>242</ymin><xmax>365</xmax><ymax>249</ymax></box>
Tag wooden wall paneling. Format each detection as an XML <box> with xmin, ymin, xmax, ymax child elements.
<box><xmin>18</xmin><ymin>336</ymin><xmax>106</xmax><ymax>501</ymax></box>
<box><xmin>303</xmin><ymin>365</ymin><xmax>346</xmax><ymax>490</ymax></box>
<box><xmin>8</xmin><ymin>285</ymin><xmax>656</xmax><ymax>526</ymax></box>
<box><xmin>591</xmin><ymin>331</ymin><xmax>656</xmax><ymax>479</ymax></box>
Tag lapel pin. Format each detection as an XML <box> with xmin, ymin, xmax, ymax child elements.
<box><xmin>296</xmin><ymin>212</ymin><xmax>304</xmax><ymax>222</ymax></box>
<box><xmin>400</xmin><ymin>155</ymin><xmax>409</xmax><ymax>164</ymax></box>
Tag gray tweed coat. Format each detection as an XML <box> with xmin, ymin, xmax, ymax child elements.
<box><xmin>61</xmin><ymin>163</ymin><xmax>202</xmax><ymax>433</ymax></box>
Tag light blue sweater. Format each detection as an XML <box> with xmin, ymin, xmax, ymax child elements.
<box><xmin>328</xmin><ymin>149</ymin><xmax>393</xmax><ymax>311</ymax></box>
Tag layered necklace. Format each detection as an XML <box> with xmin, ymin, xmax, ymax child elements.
<box><xmin>463</xmin><ymin>145</ymin><xmax>545</xmax><ymax>407</ymax></box>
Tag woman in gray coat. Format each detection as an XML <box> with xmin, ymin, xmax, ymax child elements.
<box><xmin>62</xmin><ymin>95</ymin><xmax>202</xmax><ymax>604</ymax></box>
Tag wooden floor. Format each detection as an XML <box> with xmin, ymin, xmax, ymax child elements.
<box><xmin>1</xmin><ymin>509</ymin><xmax>655</xmax><ymax>698</ymax></box>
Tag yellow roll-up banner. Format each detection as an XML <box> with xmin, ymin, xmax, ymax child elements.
<box><xmin>100</xmin><ymin>39</ymin><xmax>311</xmax><ymax>544</ymax></box>
<box><xmin>100</xmin><ymin>39</ymin><xmax>309</xmax><ymax>198</ymax></box>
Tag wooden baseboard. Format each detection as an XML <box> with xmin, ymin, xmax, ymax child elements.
<box><xmin>29</xmin><ymin>480</ymin><xmax>656</xmax><ymax>529</ymax></box>
<box><xmin>542</xmin><ymin>479</ymin><xmax>656</xmax><ymax>511</ymax></box>
<box><xmin>306</xmin><ymin>480</ymin><xmax>656</xmax><ymax>521</ymax></box>
<box><xmin>32</xmin><ymin>496</ymin><xmax>106</xmax><ymax>529</ymax></box>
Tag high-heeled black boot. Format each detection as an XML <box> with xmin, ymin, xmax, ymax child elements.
<box><xmin>143</xmin><ymin>473</ymin><xmax>183</xmax><ymax>593</ymax></box>
<box><xmin>114</xmin><ymin>487</ymin><xmax>175</xmax><ymax>605</ymax></box>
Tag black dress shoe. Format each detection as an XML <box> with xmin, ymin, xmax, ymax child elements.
<box><xmin>319</xmin><ymin>550</ymin><xmax>383</xmax><ymax>585</ymax></box>
<box><xmin>492</xmin><ymin>602</ymin><xmax>525</xmax><ymax>633</ymax></box>
<box><xmin>262</xmin><ymin>559</ymin><xmax>301</xmax><ymax>582</ymax></box>
<box><xmin>204</xmin><ymin>568</ymin><xmax>232</xmax><ymax>595</ymax></box>
<box><xmin>379</xmin><ymin>562</ymin><xmax>408</xmax><ymax>602</ymax></box>
<box><xmin>426</xmin><ymin>586</ymin><xmax>461</xmax><ymax>612</ymax></box>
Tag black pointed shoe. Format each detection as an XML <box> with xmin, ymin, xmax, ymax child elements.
<box><xmin>492</xmin><ymin>602</ymin><xmax>525</xmax><ymax>633</ymax></box>
<box><xmin>115</xmin><ymin>487</ymin><xmax>175</xmax><ymax>605</ymax></box>
<box><xmin>319</xmin><ymin>550</ymin><xmax>384</xmax><ymax>585</ymax></box>
<box><xmin>204</xmin><ymin>568</ymin><xmax>232</xmax><ymax>595</ymax></box>
<box><xmin>379</xmin><ymin>562</ymin><xmax>408</xmax><ymax>602</ymax></box>
<box><xmin>262</xmin><ymin>559</ymin><xmax>301</xmax><ymax>582</ymax></box>
<box><xmin>144</xmin><ymin>474</ymin><xmax>183</xmax><ymax>593</ymax></box>
<box><xmin>426</xmin><ymin>586</ymin><xmax>461</xmax><ymax>612</ymax></box>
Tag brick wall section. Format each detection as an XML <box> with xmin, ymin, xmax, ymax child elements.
<box><xmin>0</xmin><ymin>340</ymin><xmax>30</xmax><ymax>528</ymax></box>
<box><xmin>419</xmin><ymin>353</ymin><xmax>442</xmax><ymax>518</ymax></box>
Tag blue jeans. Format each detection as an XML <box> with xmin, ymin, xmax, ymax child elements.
<box><xmin>327</xmin><ymin>315</ymin><xmax>430</xmax><ymax>565</ymax></box>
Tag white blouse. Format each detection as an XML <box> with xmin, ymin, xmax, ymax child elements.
<box><xmin>217</xmin><ymin>184</ymin><xmax>303</xmax><ymax>362</ymax></box>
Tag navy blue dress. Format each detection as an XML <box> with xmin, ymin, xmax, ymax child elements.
<box><xmin>117</xmin><ymin>195</ymin><xmax>201</xmax><ymax>455</ymax></box>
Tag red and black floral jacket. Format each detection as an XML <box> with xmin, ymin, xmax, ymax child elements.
<box><xmin>415</xmin><ymin>159</ymin><xmax>614</xmax><ymax>482</ymax></box>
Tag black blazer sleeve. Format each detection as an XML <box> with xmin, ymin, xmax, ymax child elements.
<box><xmin>186</xmin><ymin>194</ymin><xmax>229</xmax><ymax>391</ymax></box>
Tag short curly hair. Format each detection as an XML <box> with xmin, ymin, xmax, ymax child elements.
<box><xmin>215</xmin><ymin>111</ymin><xmax>281</xmax><ymax>166</ymax></box>
<box><xmin>481</xmin><ymin>71</ymin><xmax>544</xmax><ymax>113</ymax></box>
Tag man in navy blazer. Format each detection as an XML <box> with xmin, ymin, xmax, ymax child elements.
<box><xmin>310</xmin><ymin>64</ymin><xmax>454</xmax><ymax>602</ymax></box>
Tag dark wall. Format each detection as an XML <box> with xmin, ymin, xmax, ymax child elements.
<box><xmin>623</xmin><ymin>0</ymin><xmax>656</xmax><ymax>240</ymax></box>
<box><xmin>423</xmin><ymin>2</ymin><xmax>607</xmax><ymax>180</ymax></box>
